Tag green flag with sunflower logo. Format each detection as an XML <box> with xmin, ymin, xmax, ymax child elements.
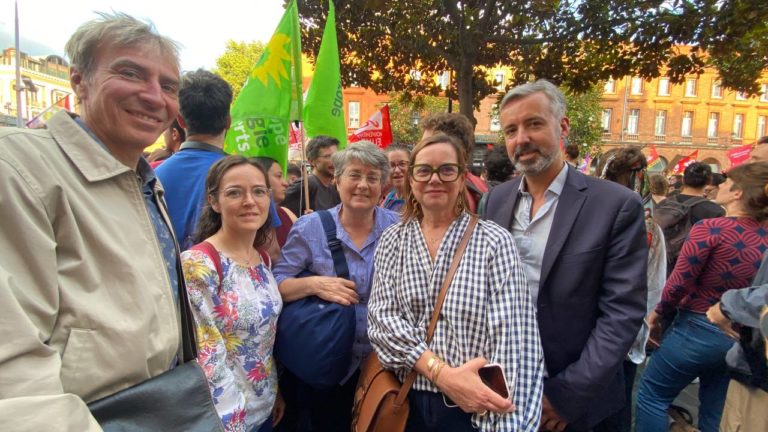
<box><xmin>303</xmin><ymin>0</ymin><xmax>347</xmax><ymax>149</ymax></box>
<box><xmin>224</xmin><ymin>0</ymin><xmax>303</xmax><ymax>170</ymax></box>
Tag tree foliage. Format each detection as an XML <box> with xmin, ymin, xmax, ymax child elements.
<box><xmin>214</xmin><ymin>40</ymin><xmax>265</xmax><ymax>101</ymax></box>
<box><xmin>564</xmin><ymin>85</ymin><xmax>604</xmax><ymax>158</ymax></box>
<box><xmin>296</xmin><ymin>0</ymin><xmax>768</xmax><ymax>126</ymax></box>
<box><xmin>387</xmin><ymin>93</ymin><xmax>449</xmax><ymax>144</ymax></box>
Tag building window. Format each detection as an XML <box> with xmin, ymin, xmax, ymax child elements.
<box><xmin>758</xmin><ymin>116</ymin><xmax>767</xmax><ymax>138</ymax></box>
<box><xmin>711</xmin><ymin>80</ymin><xmax>723</xmax><ymax>98</ymax></box>
<box><xmin>494</xmin><ymin>71</ymin><xmax>505</xmax><ymax>91</ymax></box>
<box><xmin>627</xmin><ymin>109</ymin><xmax>639</xmax><ymax>135</ymax></box>
<box><xmin>707</xmin><ymin>112</ymin><xmax>719</xmax><ymax>138</ymax></box>
<box><xmin>760</xmin><ymin>84</ymin><xmax>768</xmax><ymax>102</ymax></box>
<box><xmin>654</xmin><ymin>110</ymin><xmax>667</xmax><ymax>136</ymax></box>
<box><xmin>601</xmin><ymin>109</ymin><xmax>612</xmax><ymax>132</ymax></box>
<box><xmin>657</xmin><ymin>78</ymin><xmax>670</xmax><ymax>96</ymax></box>
<box><xmin>348</xmin><ymin>101</ymin><xmax>360</xmax><ymax>129</ymax></box>
<box><xmin>630</xmin><ymin>77</ymin><xmax>643</xmax><ymax>95</ymax></box>
<box><xmin>732</xmin><ymin>113</ymin><xmax>744</xmax><ymax>139</ymax></box>
<box><xmin>604</xmin><ymin>78</ymin><xmax>616</xmax><ymax>94</ymax></box>
<box><xmin>490</xmin><ymin>113</ymin><xmax>501</xmax><ymax>132</ymax></box>
<box><xmin>685</xmin><ymin>78</ymin><xmax>698</xmax><ymax>97</ymax></box>
<box><xmin>681</xmin><ymin>111</ymin><xmax>694</xmax><ymax>137</ymax></box>
<box><xmin>411</xmin><ymin>111</ymin><xmax>420</xmax><ymax>126</ymax></box>
<box><xmin>438</xmin><ymin>71</ymin><xmax>450</xmax><ymax>90</ymax></box>
<box><xmin>736</xmin><ymin>91</ymin><xmax>747</xmax><ymax>101</ymax></box>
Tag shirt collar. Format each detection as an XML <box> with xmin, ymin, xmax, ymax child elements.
<box><xmin>179</xmin><ymin>140</ymin><xmax>227</xmax><ymax>154</ymax></box>
<box><xmin>518</xmin><ymin>162</ymin><xmax>569</xmax><ymax>197</ymax></box>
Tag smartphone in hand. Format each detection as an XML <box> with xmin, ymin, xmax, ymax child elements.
<box><xmin>478</xmin><ymin>363</ymin><xmax>510</xmax><ymax>399</ymax></box>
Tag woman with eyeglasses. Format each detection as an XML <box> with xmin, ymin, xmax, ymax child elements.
<box><xmin>381</xmin><ymin>143</ymin><xmax>410</xmax><ymax>212</ymax></box>
<box><xmin>368</xmin><ymin>133</ymin><xmax>544</xmax><ymax>431</ymax></box>
<box><xmin>180</xmin><ymin>155</ymin><xmax>283</xmax><ymax>432</ymax></box>
<box><xmin>272</xmin><ymin>141</ymin><xmax>399</xmax><ymax>431</ymax></box>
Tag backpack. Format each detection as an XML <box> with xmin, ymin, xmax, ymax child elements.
<box><xmin>652</xmin><ymin>196</ymin><xmax>708</xmax><ymax>274</ymax></box>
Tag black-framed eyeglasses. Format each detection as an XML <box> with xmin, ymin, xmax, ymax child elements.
<box><xmin>410</xmin><ymin>164</ymin><xmax>463</xmax><ymax>183</ymax></box>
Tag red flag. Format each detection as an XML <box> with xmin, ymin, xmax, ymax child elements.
<box><xmin>348</xmin><ymin>105</ymin><xmax>393</xmax><ymax>148</ymax></box>
<box><xmin>646</xmin><ymin>144</ymin><xmax>660</xmax><ymax>168</ymax></box>
<box><xmin>727</xmin><ymin>144</ymin><xmax>753</xmax><ymax>169</ymax></box>
<box><xmin>673</xmin><ymin>150</ymin><xmax>699</xmax><ymax>174</ymax></box>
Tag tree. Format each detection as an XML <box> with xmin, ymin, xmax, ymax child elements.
<box><xmin>564</xmin><ymin>85</ymin><xmax>603</xmax><ymax>158</ymax></box>
<box><xmin>387</xmin><ymin>92</ymin><xmax>449</xmax><ymax>144</ymax></box>
<box><xmin>214</xmin><ymin>40</ymin><xmax>265</xmax><ymax>101</ymax></box>
<box><xmin>297</xmin><ymin>0</ymin><xmax>768</xmax><ymax>126</ymax></box>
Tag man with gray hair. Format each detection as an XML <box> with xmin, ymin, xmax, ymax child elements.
<box><xmin>484</xmin><ymin>79</ymin><xmax>648</xmax><ymax>431</ymax></box>
<box><xmin>0</xmin><ymin>12</ymin><xmax>184</xmax><ymax>430</ymax></box>
<box><xmin>283</xmin><ymin>135</ymin><xmax>342</xmax><ymax>215</ymax></box>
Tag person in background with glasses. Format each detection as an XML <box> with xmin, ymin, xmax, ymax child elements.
<box><xmin>381</xmin><ymin>143</ymin><xmax>411</xmax><ymax>212</ymax></box>
<box><xmin>369</xmin><ymin>133</ymin><xmax>544</xmax><ymax>431</ymax></box>
<box><xmin>272</xmin><ymin>141</ymin><xmax>399</xmax><ymax>431</ymax></box>
<box><xmin>181</xmin><ymin>156</ymin><xmax>283</xmax><ymax>432</ymax></box>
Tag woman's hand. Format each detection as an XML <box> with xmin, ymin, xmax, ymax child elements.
<box><xmin>271</xmin><ymin>390</ymin><xmax>285</xmax><ymax>427</ymax></box>
<box><xmin>312</xmin><ymin>276</ymin><xmax>358</xmax><ymax>305</ymax></box>
<box><xmin>706</xmin><ymin>303</ymin><xmax>739</xmax><ymax>339</ymax></box>
<box><xmin>647</xmin><ymin>310</ymin><xmax>664</xmax><ymax>349</ymax></box>
<box><xmin>436</xmin><ymin>357</ymin><xmax>515</xmax><ymax>415</ymax></box>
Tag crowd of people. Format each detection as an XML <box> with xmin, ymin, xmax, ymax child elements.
<box><xmin>1</xmin><ymin>11</ymin><xmax>767</xmax><ymax>432</ymax></box>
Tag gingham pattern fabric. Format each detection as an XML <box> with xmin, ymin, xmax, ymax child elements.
<box><xmin>368</xmin><ymin>212</ymin><xmax>544</xmax><ymax>431</ymax></box>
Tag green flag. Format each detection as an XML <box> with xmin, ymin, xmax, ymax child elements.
<box><xmin>303</xmin><ymin>0</ymin><xmax>347</xmax><ymax>149</ymax></box>
<box><xmin>225</xmin><ymin>0</ymin><xmax>303</xmax><ymax>170</ymax></box>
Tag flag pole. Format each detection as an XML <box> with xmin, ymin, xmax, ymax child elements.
<box><xmin>14</xmin><ymin>0</ymin><xmax>24</xmax><ymax>127</ymax></box>
<box><xmin>298</xmin><ymin>122</ymin><xmax>311</xmax><ymax>213</ymax></box>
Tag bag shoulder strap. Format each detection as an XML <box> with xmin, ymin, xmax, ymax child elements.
<box><xmin>394</xmin><ymin>216</ymin><xmax>479</xmax><ymax>406</ymax></box>
<box><xmin>257</xmin><ymin>248</ymin><xmax>271</xmax><ymax>269</ymax></box>
<box><xmin>190</xmin><ymin>241</ymin><xmax>223</xmax><ymax>287</ymax></box>
<box><xmin>317</xmin><ymin>210</ymin><xmax>350</xmax><ymax>280</ymax></box>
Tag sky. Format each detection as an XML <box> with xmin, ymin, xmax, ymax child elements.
<box><xmin>0</xmin><ymin>0</ymin><xmax>288</xmax><ymax>70</ymax></box>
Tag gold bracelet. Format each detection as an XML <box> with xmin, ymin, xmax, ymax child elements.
<box><xmin>426</xmin><ymin>355</ymin><xmax>441</xmax><ymax>381</ymax></box>
<box><xmin>432</xmin><ymin>361</ymin><xmax>446</xmax><ymax>385</ymax></box>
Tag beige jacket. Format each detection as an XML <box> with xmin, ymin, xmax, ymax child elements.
<box><xmin>0</xmin><ymin>112</ymin><xmax>180</xmax><ymax>431</ymax></box>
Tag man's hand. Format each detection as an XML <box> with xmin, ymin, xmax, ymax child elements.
<box><xmin>271</xmin><ymin>390</ymin><xmax>285</xmax><ymax>426</ymax></box>
<box><xmin>539</xmin><ymin>396</ymin><xmax>567</xmax><ymax>432</ymax></box>
<box><xmin>706</xmin><ymin>303</ymin><xmax>739</xmax><ymax>339</ymax></box>
<box><xmin>312</xmin><ymin>276</ymin><xmax>358</xmax><ymax>305</ymax></box>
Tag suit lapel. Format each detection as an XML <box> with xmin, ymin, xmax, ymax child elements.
<box><xmin>539</xmin><ymin>168</ymin><xmax>587</xmax><ymax>288</ymax></box>
<box><xmin>500</xmin><ymin>177</ymin><xmax>523</xmax><ymax>231</ymax></box>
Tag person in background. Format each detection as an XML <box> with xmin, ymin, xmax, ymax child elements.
<box><xmin>648</xmin><ymin>173</ymin><xmax>668</xmax><ymax>206</ymax></box>
<box><xmin>148</xmin><ymin>118</ymin><xmax>185</xmax><ymax>168</ymax></box>
<box><xmin>369</xmin><ymin>133</ymin><xmax>544</xmax><ymax>431</ymax></box>
<box><xmin>181</xmin><ymin>156</ymin><xmax>283</xmax><ymax>432</ymax></box>
<box><xmin>156</xmin><ymin>69</ymin><xmax>232</xmax><ymax>249</ymax></box>
<box><xmin>272</xmin><ymin>141</ymin><xmax>398</xmax><ymax>431</ymax></box>
<box><xmin>381</xmin><ymin>143</ymin><xmax>410</xmax><ymax>212</ymax></box>
<box><xmin>704</xmin><ymin>172</ymin><xmax>726</xmax><ymax>201</ymax></box>
<box><xmin>286</xmin><ymin>162</ymin><xmax>302</xmax><ymax>185</ymax></box>
<box><xmin>252</xmin><ymin>157</ymin><xmax>298</xmax><ymax>262</ymax></box>
<box><xmin>564</xmin><ymin>143</ymin><xmax>579</xmax><ymax>167</ymax></box>
<box><xmin>749</xmin><ymin>136</ymin><xmax>768</xmax><ymax>163</ymax></box>
<box><xmin>282</xmin><ymin>136</ymin><xmax>341</xmax><ymax>215</ymax></box>
<box><xmin>420</xmin><ymin>113</ymin><xmax>488</xmax><ymax>213</ymax></box>
<box><xmin>0</xmin><ymin>12</ymin><xmax>182</xmax><ymax>430</ymax></box>
<box><xmin>595</xmin><ymin>147</ymin><xmax>666</xmax><ymax>432</ymax></box>
<box><xmin>667</xmin><ymin>173</ymin><xmax>683</xmax><ymax>196</ymax></box>
<box><xmin>707</xmin><ymin>252</ymin><xmax>768</xmax><ymax>432</ymax></box>
<box><xmin>484</xmin><ymin>79</ymin><xmax>648</xmax><ymax>432</ymax></box>
<box><xmin>637</xmin><ymin>162</ymin><xmax>768</xmax><ymax>432</ymax></box>
<box><xmin>477</xmin><ymin>145</ymin><xmax>516</xmax><ymax>215</ymax></box>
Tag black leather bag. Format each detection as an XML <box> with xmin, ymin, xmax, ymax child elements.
<box><xmin>87</xmin><ymin>259</ymin><xmax>223</xmax><ymax>431</ymax></box>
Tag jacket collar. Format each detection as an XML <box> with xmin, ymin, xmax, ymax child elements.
<box><xmin>47</xmin><ymin>111</ymin><xmax>134</xmax><ymax>183</ymax></box>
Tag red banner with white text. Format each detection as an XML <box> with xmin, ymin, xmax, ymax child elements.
<box><xmin>348</xmin><ymin>105</ymin><xmax>393</xmax><ymax>148</ymax></box>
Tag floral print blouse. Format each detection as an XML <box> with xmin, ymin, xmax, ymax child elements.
<box><xmin>181</xmin><ymin>249</ymin><xmax>283</xmax><ymax>432</ymax></box>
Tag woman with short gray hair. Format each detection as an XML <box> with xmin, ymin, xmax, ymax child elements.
<box><xmin>272</xmin><ymin>140</ymin><xmax>399</xmax><ymax>431</ymax></box>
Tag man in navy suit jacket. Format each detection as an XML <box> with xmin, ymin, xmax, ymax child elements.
<box><xmin>484</xmin><ymin>80</ymin><xmax>648</xmax><ymax>431</ymax></box>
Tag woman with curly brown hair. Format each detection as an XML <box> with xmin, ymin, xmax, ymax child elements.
<box><xmin>637</xmin><ymin>162</ymin><xmax>768</xmax><ymax>432</ymax></box>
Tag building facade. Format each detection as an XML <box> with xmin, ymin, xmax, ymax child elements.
<box><xmin>0</xmin><ymin>48</ymin><xmax>73</xmax><ymax>127</ymax></box>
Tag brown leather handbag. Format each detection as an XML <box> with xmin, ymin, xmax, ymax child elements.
<box><xmin>352</xmin><ymin>216</ymin><xmax>478</xmax><ymax>432</ymax></box>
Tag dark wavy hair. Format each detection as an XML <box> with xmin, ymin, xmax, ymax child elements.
<box><xmin>683</xmin><ymin>162</ymin><xmax>712</xmax><ymax>188</ymax></box>
<box><xmin>193</xmin><ymin>155</ymin><xmax>273</xmax><ymax>247</ymax></box>
<box><xmin>725</xmin><ymin>161</ymin><xmax>768</xmax><ymax>222</ymax></box>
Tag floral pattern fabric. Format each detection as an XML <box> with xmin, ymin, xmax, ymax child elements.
<box><xmin>181</xmin><ymin>249</ymin><xmax>282</xmax><ymax>432</ymax></box>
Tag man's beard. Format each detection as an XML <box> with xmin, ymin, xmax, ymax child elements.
<box><xmin>513</xmin><ymin>142</ymin><xmax>558</xmax><ymax>176</ymax></box>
